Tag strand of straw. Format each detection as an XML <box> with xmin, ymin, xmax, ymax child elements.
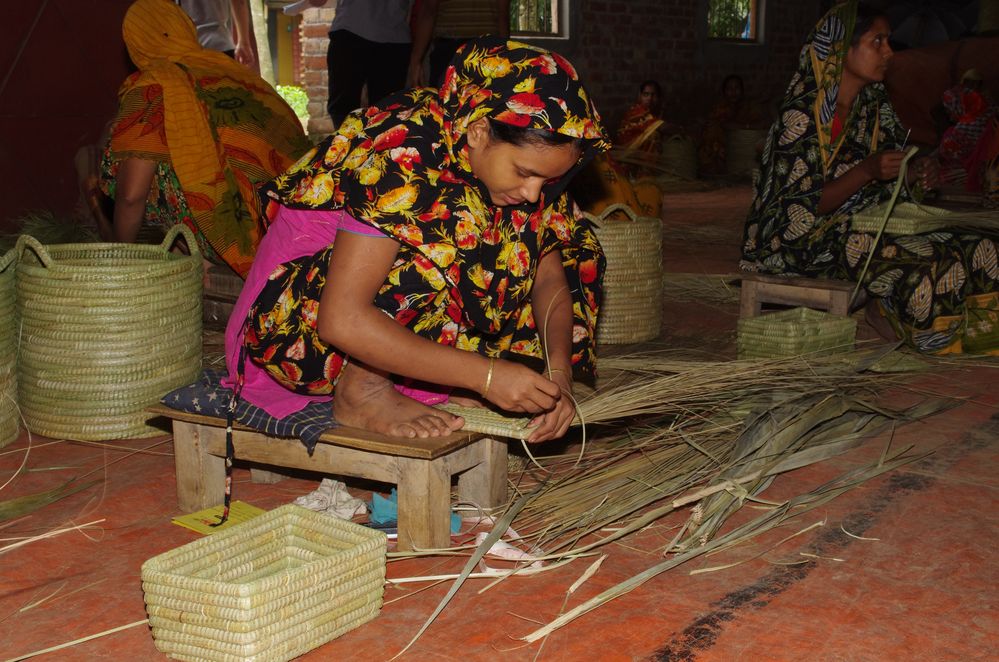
<box><xmin>0</xmin><ymin>394</ymin><xmax>32</xmax><ymax>493</ymax></box>
<box><xmin>0</xmin><ymin>519</ymin><xmax>105</xmax><ymax>556</ymax></box>
<box><xmin>849</xmin><ymin>146</ymin><xmax>917</xmax><ymax>307</ymax></box>
<box><xmin>2</xmin><ymin>618</ymin><xmax>148</xmax><ymax>662</ymax></box>
<box><xmin>538</xmin><ymin>284</ymin><xmax>586</xmax><ymax>469</ymax></box>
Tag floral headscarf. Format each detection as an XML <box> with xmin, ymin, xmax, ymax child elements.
<box><xmin>265</xmin><ymin>38</ymin><xmax>610</xmax><ymax>373</ymax></box>
<box><xmin>742</xmin><ymin>0</ymin><xmax>908</xmax><ymax>275</ymax></box>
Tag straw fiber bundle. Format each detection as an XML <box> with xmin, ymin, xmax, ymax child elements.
<box><xmin>849</xmin><ymin>200</ymin><xmax>999</xmax><ymax>235</ymax></box>
<box><xmin>142</xmin><ymin>504</ymin><xmax>386</xmax><ymax>662</ymax></box>
<box><xmin>587</xmin><ymin>204</ymin><xmax>663</xmax><ymax>344</ymax></box>
<box><xmin>15</xmin><ymin>226</ymin><xmax>203</xmax><ymax>440</ymax></box>
<box><xmin>725</xmin><ymin>128</ymin><xmax>766</xmax><ymax>177</ymax></box>
<box><xmin>737</xmin><ymin>307</ymin><xmax>856</xmax><ymax>359</ymax></box>
<box><xmin>0</xmin><ymin>248</ymin><xmax>18</xmax><ymax>448</ymax></box>
<box><xmin>398</xmin><ymin>347</ymin><xmax>958</xmax><ymax>651</ymax></box>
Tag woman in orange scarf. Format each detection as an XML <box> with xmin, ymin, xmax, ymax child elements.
<box><xmin>99</xmin><ymin>0</ymin><xmax>311</xmax><ymax>277</ymax></box>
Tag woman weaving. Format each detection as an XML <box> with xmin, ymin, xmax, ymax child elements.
<box><xmin>742</xmin><ymin>1</ymin><xmax>999</xmax><ymax>354</ymax></box>
<box><xmin>225</xmin><ymin>38</ymin><xmax>610</xmax><ymax>442</ymax></box>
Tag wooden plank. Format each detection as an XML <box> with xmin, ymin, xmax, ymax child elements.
<box><xmin>147</xmin><ymin>403</ymin><xmax>483</xmax><ymax>460</ymax></box>
<box><xmin>396</xmin><ymin>457</ymin><xmax>452</xmax><ymax>551</ymax></box>
<box><xmin>456</xmin><ymin>437</ymin><xmax>508</xmax><ymax>510</ymax></box>
<box><xmin>741</xmin><ymin>271</ymin><xmax>855</xmax><ymax>292</ymax></box>
<box><xmin>172</xmin><ymin>420</ymin><xmax>225</xmax><ymax>512</ymax></box>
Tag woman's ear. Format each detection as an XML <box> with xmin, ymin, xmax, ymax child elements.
<box><xmin>466</xmin><ymin>117</ymin><xmax>491</xmax><ymax>150</ymax></box>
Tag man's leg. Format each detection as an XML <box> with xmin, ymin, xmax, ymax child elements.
<box><xmin>366</xmin><ymin>41</ymin><xmax>411</xmax><ymax>106</ymax></box>
<box><xmin>327</xmin><ymin>29</ymin><xmax>369</xmax><ymax>127</ymax></box>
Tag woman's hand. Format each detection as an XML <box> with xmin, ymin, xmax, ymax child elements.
<box><xmin>482</xmin><ymin>359</ymin><xmax>562</xmax><ymax>415</ymax></box>
<box><xmin>526</xmin><ymin>369</ymin><xmax>575</xmax><ymax>443</ymax></box>
<box><xmin>861</xmin><ymin>150</ymin><xmax>908</xmax><ymax>181</ymax></box>
<box><xmin>907</xmin><ymin>156</ymin><xmax>939</xmax><ymax>191</ymax></box>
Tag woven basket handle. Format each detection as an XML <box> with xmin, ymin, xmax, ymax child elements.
<box><xmin>159</xmin><ymin>223</ymin><xmax>202</xmax><ymax>256</ymax></box>
<box><xmin>598</xmin><ymin>203</ymin><xmax>640</xmax><ymax>223</ymax></box>
<box><xmin>15</xmin><ymin>234</ymin><xmax>53</xmax><ymax>269</ymax></box>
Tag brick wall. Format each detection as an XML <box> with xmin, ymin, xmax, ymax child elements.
<box><xmin>573</xmin><ymin>0</ymin><xmax>824</xmax><ymax>135</ymax></box>
<box><xmin>300</xmin><ymin>7</ymin><xmax>336</xmax><ymax>135</ymax></box>
<box><xmin>296</xmin><ymin>0</ymin><xmax>825</xmax><ymax>139</ymax></box>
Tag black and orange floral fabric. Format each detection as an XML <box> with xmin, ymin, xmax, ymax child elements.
<box><xmin>245</xmin><ymin>38</ymin><xmax>611</xmax><ymax>394</ymax></box>
<box><xmin>742</xmin><ymin>1</ymin><xmax>999</xmax><ymax>354</ymax></box>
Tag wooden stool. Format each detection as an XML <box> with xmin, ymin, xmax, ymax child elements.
<box><xmin>148</xmin><ymin>404</ymin><xmax>508</xmax><ymax>552</ymax></box>
<box><xmin>740</xmin><ymin>272</ymin><xmax>857</xmax><ymax>319</ymax></box>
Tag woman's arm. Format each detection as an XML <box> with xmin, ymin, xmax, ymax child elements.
<box><xmin>319</xmin><ymin>231</ymin><xmax>563</xmax><ymax>414</ymax></box>
<box><xmin>526</xmin><ymin>249</ymin><xmax>576</xmax><ymax>442</ymax></box>
<box><xmin>817</xmin><ymin>150</ymin><xmax>907</xmax><ymax>215</ymax></box>
<box><xmin>109</xmin><ymin>157</ymin><xmax>157</xmax><ymax>242</ymax></box>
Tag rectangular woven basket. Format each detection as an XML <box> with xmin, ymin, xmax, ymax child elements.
<box><xmin>737</xmin><ymin>307</ymin><xmax>857</xmax><ymax>360</ymax></box>
<box><xmin>141</xmin><ymin>504</ymin><xmax>387</xmax><ymax>662</ymax></box>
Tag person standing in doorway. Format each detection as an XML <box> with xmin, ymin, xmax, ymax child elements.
<box><xmin>407</xmin><ymin>0</ymin><xmax>509</xmax><ymax>88</ymax></box>
<box><xmin>306</xmin><ymin>0</ymin><xmax>414</xmax><ymax>128</ymax></box>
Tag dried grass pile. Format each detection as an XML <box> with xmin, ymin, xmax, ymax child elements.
<box><xmin>393</xmin><ymin>347</ymin><xmax>982</xmax><ymax>651</ymax></box>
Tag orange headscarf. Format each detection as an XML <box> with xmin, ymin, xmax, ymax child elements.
<box><xmin>110</xmin><ymin>0</ymin><xmax>309</xmax><ymax>275</ymax></box>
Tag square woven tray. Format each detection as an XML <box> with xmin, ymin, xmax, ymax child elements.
<box><xmin>737</xmin><ymin>307</ymin><xmax>857</xmax><ymax>359</ymax></box>
<box><xmin>142</xmin><ymin>504</ymin><xmax>386</xmax><ymax>662</ymax></box>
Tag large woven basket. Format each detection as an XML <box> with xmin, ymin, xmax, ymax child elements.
<box><xmin>588</xmin><ymin>203</ymin><xmax>663</xmax><ymax>344</ymax></box>
<box><xmin>725</xmin><ymin>128</ymin><xmax>766</xmax><ymax>178</ymax></box>
<box><xmin>0</xmin><ymin>248</ymin><xmax>18</xmax><ymax>448</ymax></box>
<box><xmin>737</xmin><ymin>307</ymin><xmax>856</xmax><ymax>359</ymax></box>
<box><xmin>660</xmin><ymin>134</ymin><xmax>698</xmax><ymax>179</ymax></box>
<box><xmin>15</xmin><ymin>226</ymin><xmax>203</xmax><ymax>440</ymax></box>
<box><xmin>849</xmin><ymin>201</ymin><xmax>952</xmax><ymax>235</ymax></box>
<box><xmin>142</xmin><ymin>504</ymin><xmax>387</xmax><ymax>662</ymax></box>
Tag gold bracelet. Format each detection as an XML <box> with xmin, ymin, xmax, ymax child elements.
<box><xmin>481</xmin><ymin>358</ymin><xmax>495</xmax><ymax>397</ymax></box>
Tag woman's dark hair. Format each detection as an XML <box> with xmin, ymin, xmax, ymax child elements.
<box><xmin>487</xmin><ymin>118</ymin><xmax>585</xmax><ymax>150</ymax></box>
<box><xmin>852</xmin><ymin>4</ymin><xmax>889</xmax><ymax>46</ymax></box>
<box><xmin>639</xmin><ymin>80</ymin><xmax>662</xmax><ymax>96</ymax></box>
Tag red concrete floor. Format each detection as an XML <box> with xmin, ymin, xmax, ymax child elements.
<box><xmin>2</xmin><ymin>185</ymin><xmax>997</xmax><ymax>661</ymax></box>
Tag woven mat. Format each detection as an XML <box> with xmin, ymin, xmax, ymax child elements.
<box><xmin>436</xmin><ymin>404</ymin><xmax>535</xmax><ymax>440</ymax></box>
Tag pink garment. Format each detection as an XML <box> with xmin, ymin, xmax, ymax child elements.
<box><xmin>223</xmin><ymin>205</ymin><xmax>449</xmax><ymax>418</ymax></box>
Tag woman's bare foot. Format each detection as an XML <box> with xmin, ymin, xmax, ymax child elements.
<box><xmin>333</xmin><ymin>361</ymin><xmax>464</xmax><ymax>438</ymax></box>
<box><xmin>864</xmin><ymin>298</ymin><xmax>898</xmax><ymax>341</ymax></box>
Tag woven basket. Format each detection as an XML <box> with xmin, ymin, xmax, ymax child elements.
<box><xmin>725</xmin><ymin>128</ymin><xmax>766</xmax><ymax>177</ymax></box>
<box><xmin>588</xmin><ymin>203</ymin><xmax>663</xmax><ymax>345</ymax></box>
<box><xmin>0</xmin><ymin>248</ymin><xmax>18</xmax><ymax>448</ymax></box>
<box><xmin>849</xmin><ymin>201</ymin><xmax>952</xmax><ymax>235</ymax></box>
<box><xmin>737</xmin><ymin>307</ymin><xmax>856</xmax><ymax>359</ymax></box>
<box><xmin>660</xmin><ymin>134</ymin><xmax>698</xmax><ymax>179</ymax></box>
<box><xmin>142</xmin><ymin>504</ymin><xmax>386</xmax><ymax>662</ymax></box>
<box><xmin>15</xmin><ymin>225</ymin><xmax>203</xmax><ymax>440</ymax></box>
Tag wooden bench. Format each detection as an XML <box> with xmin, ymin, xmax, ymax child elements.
<box><xmin>148</xmin><ymin>404</ymin><xmax>508</xmax><ymax>552</ymax></box>
<box><xmin>740</xmin><ymin>272</ymin><xmax>858</xmax><ymax>319</ymax></box>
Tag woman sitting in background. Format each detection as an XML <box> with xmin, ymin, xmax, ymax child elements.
<box><xmin>937</xmin><ymin>69</ymin><xmax>998</xmax><ymax>192</ymax></box>
<box><xmin>225</xmin><ymin>38</ymin><xmax>609</xmax><ymax>441</ymax></box>
<box><xmin>98</xmin><ymin>0</ymin><xmax>311</xmax><ymax>277</ymax></box>
<box><xmin>698</xmin><ymin>74</ymin><xmax>765</xmax><ymax>176</ymax></box>
<box><xmin>742</xmin><ymin>1</ymin><xmax>999</xmax><ymax>355</ymax></box>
